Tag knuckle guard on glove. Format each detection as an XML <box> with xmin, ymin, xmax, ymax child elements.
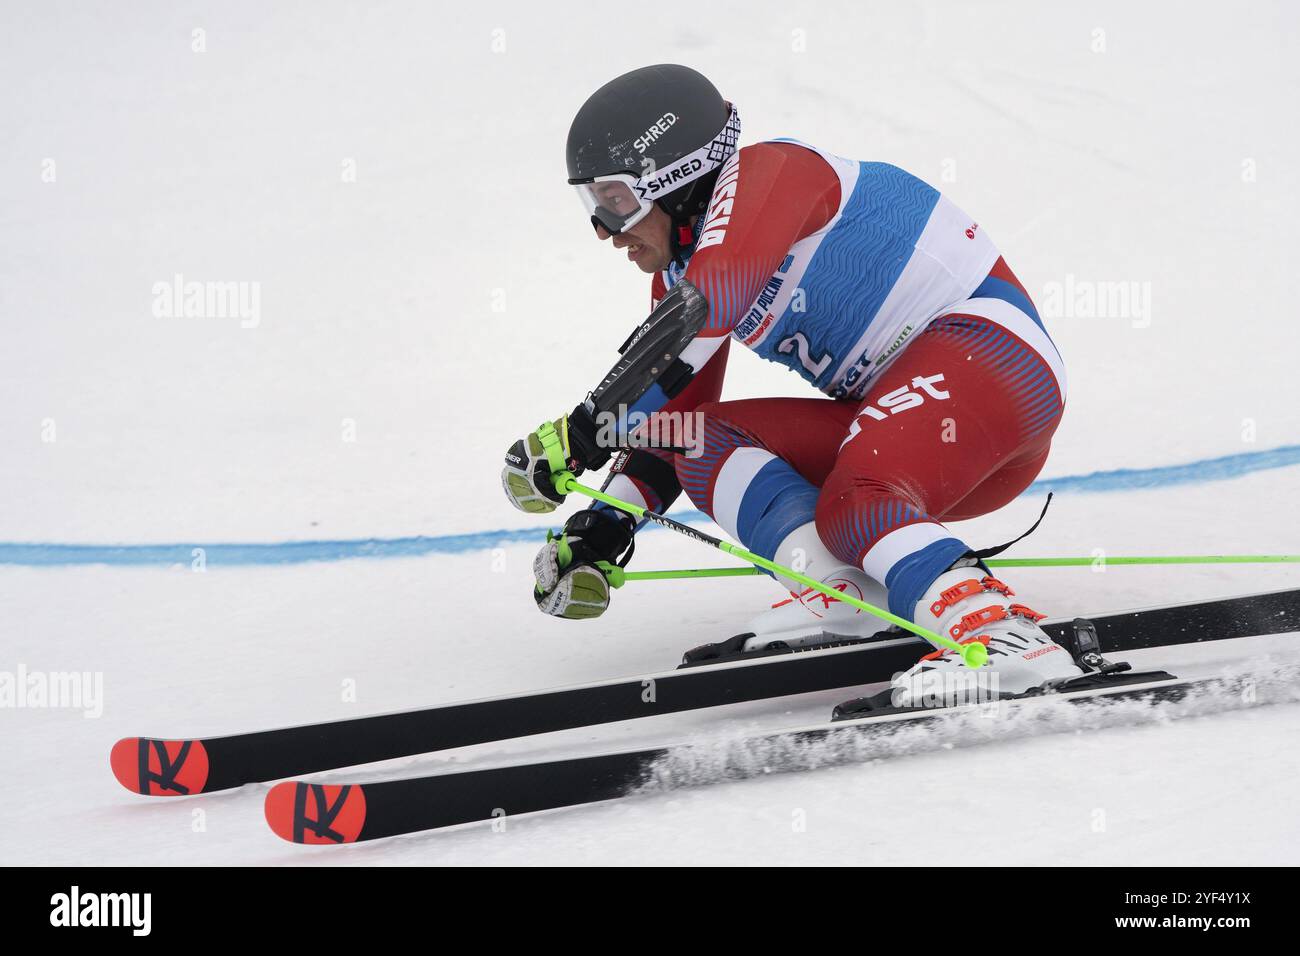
<box><xmin>501</xmin><ymin>434</ymin><xmax>566</xmax><ymax>514</ymax></box>
<box><xmin>532</xmin><ymin>509</ymin><xmax>636</xmax><ymax>620</ymax></box>
<box><xmin>532</xmin><ymin>540</ymin><xmax>562</xmax><ymax>593</ymax></box>
<box><xmin>535</xmin><ymin>562</ymin><xmax>610</xmax><ymax>619</ymax></box>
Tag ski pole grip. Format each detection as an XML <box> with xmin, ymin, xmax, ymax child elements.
<box><xmin>535</xmin><ymin>420</ymin><xmax>569</xmax><ymax>475</ymax></box>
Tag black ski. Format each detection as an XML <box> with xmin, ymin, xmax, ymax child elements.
<box><xmin>112</xmin><ymin>632</ymin><xmax>911</xmax><ymax>796</ymax></box>
<box><xmin>113</xmin><ymin>586</ymin><xmax>1300</xmax><ymax>797</ymax></box>
<box><xmin>265</xmin><ymin>670</ymin><xmax>1270</xmax><ymax>844</ymax></box>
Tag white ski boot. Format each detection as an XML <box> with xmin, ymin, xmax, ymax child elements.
<box><xmin>889</xmin><ymin>566</ymin><xmax>1085</xmax><ymax>707</ymax></box>
<box><xmin>738</xmin><ymin>522</ymin><xmax>892</xmax><ymax>653</ymax></box>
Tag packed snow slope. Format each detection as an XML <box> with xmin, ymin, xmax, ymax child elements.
<box><xmin>2</xmin><ymin>1</ymin><xmax>1298</xmax><ymax>865</ymax></box>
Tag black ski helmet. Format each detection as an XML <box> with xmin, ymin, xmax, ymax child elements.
<box><xmin>566</xmin><ymin>64</ymin><xmax>739</xmax><ymax>255</ymax></box>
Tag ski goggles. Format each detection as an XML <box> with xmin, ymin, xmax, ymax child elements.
<box><xmin>569</xmin><ymin>105</ymin><xmax>741</xmax><ymax>235</ymax></box>
<box><xmin>572</xmin><ymin>174</ymin><xmax>655</xmax><ymax>235</ymax></box>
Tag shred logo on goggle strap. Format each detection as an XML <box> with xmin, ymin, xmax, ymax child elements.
<box><xmin>635</xmin><ymin>158</ymin><xmax>705</xmax><ymax>198</ymax></box>
<box><xmin>631</xmin><ymin>106</ymin><xmax>742</xmax><ymax>201</ymax></box>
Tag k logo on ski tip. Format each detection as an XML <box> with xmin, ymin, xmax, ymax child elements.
<box><xmin>265</xmin><ymin>782</ymin><xmax>367</xmax><ymax>844</ymax></box>
<box><xmin>110</xmin><ymin>737</ymin><xmax>210</xmax><ymax>796</ymax></box>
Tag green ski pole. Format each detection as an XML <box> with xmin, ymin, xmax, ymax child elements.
<box><xmin>615</xmin><ymin>554</ymin><xmax>1300</xmax><ymax>582</ymax></box>
<box><xmin>551</xmin><ymin>470</ymin><xmax>987</xmax><ymax>669</ymax></box>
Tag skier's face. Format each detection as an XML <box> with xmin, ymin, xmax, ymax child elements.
<box><xmin>594</xmin><ymin>204</ymin><xmax>673</xmax><ymax>274</ymax></box>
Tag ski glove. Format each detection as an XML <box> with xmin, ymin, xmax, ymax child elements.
<box><xmin>502</xmin><ymin>423</ymin><xmax>567</xmax><ymax>514</ymax></box>
<box><xmin>534</xmin><ymin>508</ymin><xmax>635</xmax><ymax>620</ymax></box>
<box><xmin>501</xmin><ymin>407</ymin><xmax>609</xmax><ymax>515</ymax></box>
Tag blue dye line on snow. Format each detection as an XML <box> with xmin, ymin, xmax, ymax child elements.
<box><xmin>3</xmin><ymin>444</ymin><xmax>1297</xmax><ymax>568</ymax></box>
<box><xmin>1026</xmin><ymin>443</ymin><xmax>1300</xmax><ymax>494</ymax></box>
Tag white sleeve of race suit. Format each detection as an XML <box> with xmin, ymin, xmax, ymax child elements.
<box><xmin>678</xmin><ymin>332</ymin><xmax>728</xmax><ymax>376</ymax></box>
<box><xmin>622</xmin><ymin>329</ymin><xmax>729</xmax><ymax>423</ymax></box>
<box><xmin>600</xmin><ymin>473</ymin><xmax>651</xmax><ymax>515</ymax></box>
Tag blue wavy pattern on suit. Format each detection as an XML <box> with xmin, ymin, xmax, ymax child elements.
<box><xmin>754</xmin><ymin>162</ymin><xmax>939</xmax><ymax>389</ymax></box>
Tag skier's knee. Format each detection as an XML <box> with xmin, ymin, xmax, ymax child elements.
<box><xmin>816</xmin><ymin>471</ymin><xmax>903</xmax><ymax>518</ymax></box>
<box><xmin>814</xmin><ymin>474</ymin><xmax>924</xmax><ymax>566</ymax></box>
<box><xmin>813</xmin><ymin>492</ymin><xmax>859</xmax><ymax>566</ymax></box>
<box><xmin>670</xmin><ymin>401</ymin><xmax>737</xmax><ymax>494</ymax></box>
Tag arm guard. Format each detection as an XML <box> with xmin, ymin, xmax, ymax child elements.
<box><xmin>564</xmin><ymin>279</ymin><xmax>709</xmax><ymax>472</ymax></box>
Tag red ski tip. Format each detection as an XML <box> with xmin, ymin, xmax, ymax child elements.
<box><xmin>110</xmin><ymin>737</ymin><xmax>210</xmax><ymax>796</ymax></box>
<box><xmin>265</xmin><ymin>782</ymin><xmax>367</xmax><ymax>845</ymax></box>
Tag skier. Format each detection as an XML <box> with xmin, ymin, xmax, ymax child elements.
<box><xmin>502</xmin><ymin>64</ymin><xmax>1083</xmax><ymax>703</ymax></box>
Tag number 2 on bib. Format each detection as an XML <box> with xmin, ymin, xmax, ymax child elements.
<box><xmin>777</xmin><ymin>332</ymin><xmax>833</xmax><ymax>379</ymax></box>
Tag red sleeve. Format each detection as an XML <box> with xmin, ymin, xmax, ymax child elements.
<box><xmin>650</xmin><ymin>272</ymin><xmax>667</xmax><ymax>308</ymax></box>
<box><xmin>687</xmin><ymin>142</ymin><xmax>840</xmax><ymax>334</ymax></box>
<box><xmin>661</xmin><ymin>337</ymin><xmax>728</xmax><ymax>413</ymax></box>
